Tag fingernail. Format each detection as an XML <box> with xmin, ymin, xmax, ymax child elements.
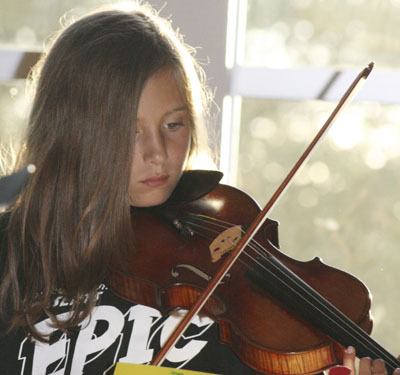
<box><xmin>328</xmin><ymin>366</ymin><xmax>351</xmax><ymax>375</ymax></box>
<box><xmin>393</xmin><ymin>368</ymin><xmax>400</xmax><ymax>374</ymax></box>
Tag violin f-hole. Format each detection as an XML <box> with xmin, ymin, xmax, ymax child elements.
<box><xmin>171</xmin><ymin>264</ymin><xmax>231</xmax><ymax>285</ymax></box>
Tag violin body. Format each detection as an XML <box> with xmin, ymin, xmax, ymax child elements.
<box><xmin>109</xmin><ymin>182</ymin><xmax>373</xmax><ymax>375</ymax></box>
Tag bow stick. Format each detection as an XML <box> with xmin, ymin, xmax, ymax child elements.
<box><xmin>152</xmin><ymin>62</ymin><xmax>374</xmax><ymax>366</ymax></box>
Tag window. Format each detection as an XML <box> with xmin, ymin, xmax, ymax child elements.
<box><xmin>223</xmin><ymin>0</ymin><xmax>400</xmax><ymax>355</ymax></box>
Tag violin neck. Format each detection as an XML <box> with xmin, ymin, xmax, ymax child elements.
<box><xmin>246</xmin><ymin>257</ymin><xmax>400</xmax><ymax>372</ymax></box>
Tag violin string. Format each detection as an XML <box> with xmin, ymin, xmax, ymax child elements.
<box><xmin>182</xmin><ymin>215</ymin><xmax>269</xmax><ymax>264</ymax></box>
<box><xmin>184</xmin><ymin>213</ymin><xmax>272</xmax><ymax>262</ymax></box>
<box><xmin>245</xmin><ymin>229</ymin><xmax>399</xmax><ymax>368</ymax></box>
<box><xmin>188</xmin><ymin>215</ymin><xmax>400</xmax><ymax>368</ymax></box>
<box><xmin>181</xmin><ymin>218</ymin><xmax>256</xmax><ymax>271</ymax></box>
<box><xmin>185</xmin><ymin>213</ymin><xmax>238</xmax><ymax>232</ymax></box>
<box><xmin>182</xmin><ymin>213</ymin><xmax>399</xmax><ymax>368</ymax></box>
<box><xmin>187</xmin><ymin>216</ymin><xmax>282</xmax><ymax>277</ymax></box>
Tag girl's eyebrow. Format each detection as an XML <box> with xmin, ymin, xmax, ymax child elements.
<box><xmin>136</xmin><ymin>106</ymin><xmax>188</xmax><ymax>122</ymax></box>
<box><xmin>164</xmin><ymin>106</ymin><xmax>188</xmax><ymax>116</ymax></box>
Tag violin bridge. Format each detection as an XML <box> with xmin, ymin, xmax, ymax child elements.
<box><xmin>209</xmin><ymin>225</ymin><xmax>242</xmax><ymax>263</ymax></box>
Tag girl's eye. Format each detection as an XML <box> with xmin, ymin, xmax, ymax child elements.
<box><xmin>165</xmin><ymin>122</ymin><xmax>185</xmax><ymax>131</ymax></box>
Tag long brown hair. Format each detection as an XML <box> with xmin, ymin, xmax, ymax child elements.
<box><xmin>0</xmin><ymin>4</ymin><xmax>211</xmax><ymax>340</ymax></box>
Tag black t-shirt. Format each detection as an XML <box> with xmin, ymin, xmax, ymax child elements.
<box><xmin>0</xmin><ymin>213</ymin><xmax>256</xmax><ymax>375</ymax></box>
<box><xmin>0</xmin><ymin>283</ymin><xmax>255</xmax><ymax>374</ymax></box>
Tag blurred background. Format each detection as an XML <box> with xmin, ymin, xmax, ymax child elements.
<box><xmin>1</xmin><ymin>0</ymin><xmax>400</xmax><ymax>359</ymax></box>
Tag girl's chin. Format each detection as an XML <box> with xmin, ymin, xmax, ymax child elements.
<box><xmin>130</xmin><ymin>192</ymin><xmax>171</xmax><ymax>208</ymax></box>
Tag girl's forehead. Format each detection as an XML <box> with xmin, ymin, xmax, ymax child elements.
<box><xmin>138</xmin><ymin>70</ymin><xmax>185</xmax><ymax>105</ymax></box>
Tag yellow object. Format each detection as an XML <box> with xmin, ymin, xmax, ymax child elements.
<box><xmin>113</xmin><ymin>362</ymin><xmax>216</xmax><ymax>375</ymax></box>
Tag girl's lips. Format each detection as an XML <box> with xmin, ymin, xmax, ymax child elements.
<box><xmin>140</xmin><ymin>175</ymin><xmax>169</xmax><ymax>187</ymax></box>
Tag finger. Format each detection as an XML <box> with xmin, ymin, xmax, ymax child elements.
<box><xmin>394</xmin><ymin>368</ymin><xmax>400</xmax><ymax>374</ymax></box>
<box><xmin>359</xmin><ymin>357</ymin><xmax>373</xmax><ymax>375</ymax></box>
<box><xmin>371</xmin><ymin>359</ymin><xmax>387</xmax><ymax>375</ymax></box>
<box><xmin>343</xmin><ymin>346</ymin><xmax>356</xmax><ymax>375</ymax></box>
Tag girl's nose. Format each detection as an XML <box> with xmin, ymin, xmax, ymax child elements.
<box><xmin>142</xmin><ymin>131</ymin><xmax>167</xmax><ymax>165</ymax></box>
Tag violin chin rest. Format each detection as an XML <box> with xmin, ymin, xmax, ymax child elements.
<box><xmin>163</xmin><ymin>169</ymin><xmax>223</xmax><ymax>205</ymax></box>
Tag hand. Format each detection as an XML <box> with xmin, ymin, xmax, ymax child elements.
<box><xmin>328</xmin><ymin>346</ymin><xmax>400</xmax><ymax>375</ymax></box>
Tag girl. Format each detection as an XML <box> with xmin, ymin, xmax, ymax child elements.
<box><xmin>0</xmin><ymin>2</ymin><xmax>396</xmax><ymax>375</ymax></box>
<box><xmin>0</xmin><ymin>3</ymin><xmax>254</xmax><ymax>374</ymax></box>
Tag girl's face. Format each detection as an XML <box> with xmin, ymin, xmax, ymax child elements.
<box><xmin>129</xmin><ymin>68</ymin><xmax>191</xmax><ymax>207</ymax></box>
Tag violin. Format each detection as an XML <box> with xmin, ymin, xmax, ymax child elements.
<box><xmin>109</xmin><ymin>63</ymin><xmax>400</xmax><ymax>374</ymax></box>
<box><xmin>109</xmin><ymin>170</ymin><xmax>397</xmax><ymax>374</ymax></box>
